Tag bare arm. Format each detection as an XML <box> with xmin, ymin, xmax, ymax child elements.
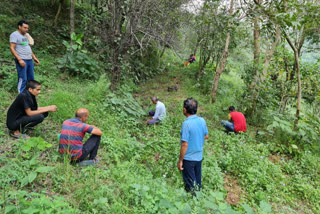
<box><xmin>32</xmin><ymin>52</ymin><xmax>39</xmax><ymax>65</ymax></box>
<box><xmin>25</xmin><ymin>105</ymin><xmax>57</xmax><ymax>116</ymax></box>
<box><xmin>89</xmin><ymin>125</ymin><xmax>103</xmax><ymax>136</ymax></box>
<box><xmin>205</xmin><ymin>135</ymin><xmax>208</xmax><ymax>140</ymax></box>
<box><xmin>10</xmin><ymin>43</ymin><xmax>26</xmax><ymax>67</ymax></box>
<box><xmin>177</xmin><ymin>141</ymin><xmax>188</xmax><ymax>171</ymax></box>
<box><xmin>37</xmin><ymin>107</ymin><xmax>47</xmax><ymax>110</ymax></box>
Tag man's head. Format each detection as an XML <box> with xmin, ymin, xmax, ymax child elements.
<box><xmin>18</xmin><ymin>20</ymin><xmax>29</xmax><ymax>35</ymax></box>
<box><xmin>151</xmin><ymin>96</ymin><xmax>159</xmax><ymax>104</ymax></box>
<box><xmin>183</xmin><ymin>98</ymin><xmax>198</xmax><ymax>116</ymax></box>
<box><xmin>26</xmin><ymin>80</ymin><xmax>41</xmax><ymax>96</ymax></box>
<box><xmin>228</xmin><ymin>106</ymin><xmax>235</xmax><ymax>112</ymax></box>
<box><xmin>76</xmin><ymin>108</ymin><xmax>89</xmax><ymax>122</ymax></box>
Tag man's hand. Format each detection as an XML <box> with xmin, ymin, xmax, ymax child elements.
<box><xmin>18</xmin><ymin>59</ymin><xmax>26</xmax><ymax>67</ymax></box>
<box><xmin>91</xmin><ymin>127</ymin><xmax>103</xmax><ymax>136</ymax></box>
<box><xmin>47</xmin><ymin>105</ymin><xmax>58</xmax><ymax>112</ymax></box>
<box><xmin>33</xmin><ymin>57</ymin><xmax>40</xmax><ymax>66</ymax></box>
<box><xmin>177</xmin><ymin>160</ymin><xmax>184</xmax><ymax>171</ymax></box>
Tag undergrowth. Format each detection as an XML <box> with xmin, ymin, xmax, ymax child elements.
<box><xmin>0</xmin><ymin>55</ymin><xmax>319</xmax><ymax>213</ymax></box>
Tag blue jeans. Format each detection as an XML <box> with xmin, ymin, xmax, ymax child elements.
<box><xmin>15</xmin><ymin>59</ymin><xmax>34</xmax><ymax>93</ymax></box>
<box><xmin>221</xmin><ymin>120</ymin><xmax>235</xmax><ymax>132</ymax></box>
<box><xmin>182</xmin><ymin>159</ymin><xmax>202</xmax><ymax>192</ymax></box>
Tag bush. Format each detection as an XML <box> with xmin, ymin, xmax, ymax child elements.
<box><xmin>58</xmin><ymin>33</ymin><xmax>101</xmax><ymax>79</ymax></box>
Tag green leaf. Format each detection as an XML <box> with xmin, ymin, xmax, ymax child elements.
<box><xmin>21</xmin><ymin>207</ymin><xmax>39</xmax><ymax>214</ymax></box>
<box><xmin>260</xmin><ymin>200</ymin><xmax>272</xmax><ymax>213</ymax></box>
<box><xmin>159</xmin><ymin>199</ymin><xmax>173</xmax><ymax>208</ymax></box>
<box><xmin>20</xmin><ymin>176</ymin><xmax>29</xmax><ymax>187</ymax></box>
<box><xmin>241</xmin><ymin>203</ymin><xmax>254</xmax><ymax>214</ymax></box>
<box><xmin>212</xmin><ymin>191</ymin><xmax>224</xmax><ymax>201</ymax></box>
<box><xmin>36</xmin><ymin>166</ymin><xmax>55</xmax><ymax>173</ymax></box>
<box><xmin>30</xmin><ymin>157</ymin><xmax>38</xmax><ymax>166</ymax></box>
<box><xmin>21</xmin><ymin>143</ymin><xmax>32</xmax><ymax>152</ymax></box>
<box><xmin>5</xmin><ymin>205</ymin><xmax>16</xmax><ymax>214</ymax></box>
<box><xmin>28</xmin><ymin>172</ymin><xmax>38</xmax><ymax>183</ymax></box>
<box><xmin>71</xmin><ymin>45</ymin><xmax>78</xmax><ymax>50</ymax></box>
<box><xmin>62</xmin><ymin>40</ymin><xmax>70</xmax><ymax>48</ymax></box>
<box><xmin>203</xmin><ymin>199</ymin><xmax>218</xmax><ymax>210</ymax></box>
<box><xmin>218</xmin><ymin>202</ymin><xmax>228</xmax><ymax>212</ymax></box>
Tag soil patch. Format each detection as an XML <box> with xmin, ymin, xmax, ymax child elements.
<box><xmin>268</xmin><ymin>155</ymin><xmax>281</xmax><ymax>164</ymax></box>
<box><xmin>223</xmin><ymin>174</ymin><xmax>245</xmax><ymax>205</ymax></box>
<box><xmin>153</xmin><ymin>152</ymin><xmax>160</xmax><ymax>165</ymax></box>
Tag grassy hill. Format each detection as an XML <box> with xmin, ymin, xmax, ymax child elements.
<box><xmin>0</xmin><ymin>1</ymin><xmax>319</xmax><ymax>213</ymax></box>
<box><xmin>1</xmin><ymin>58</ymin><xmax>320</xmax><ymax>213</ymax></box>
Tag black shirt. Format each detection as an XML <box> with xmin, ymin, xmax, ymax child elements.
<box><xmin>6</xmin><ymin>89</ymin><xmax>38</xmax><ymax>123</ymax></box>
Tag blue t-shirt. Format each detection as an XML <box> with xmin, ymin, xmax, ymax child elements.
<box><xmin>180</xmin><ymin>115</ymin><xmax>208</xmax><ymax>161</ymax></box>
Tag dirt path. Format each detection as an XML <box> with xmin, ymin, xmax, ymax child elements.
<box><xmin>135</xmin><ymin>69</ymin><xmax>246</xmax><ymax>205</ymax></box>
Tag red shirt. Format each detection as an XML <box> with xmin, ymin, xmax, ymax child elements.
<box><xmin>229</xmin><ymin>111</ymin><xmax>246</xmax><ymax>132</ymax></box>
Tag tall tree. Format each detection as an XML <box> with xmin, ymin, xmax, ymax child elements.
<box><xmin>53</xmin><ymin>0</ymin><xmax>64</xmax><ymax>27</ymax></box>
<box><xmin>70</xmin><ymin>0</ymin><xmax>75</xmax><ymax>41</ymax></box>
<box><xmin>82</xmin><ymin>0</ymin><xmax>191</xmax><ymax>89</ymax></box>
<box><xmin>210</xmin><ymin>0</ymin><xmax>234</xmax><ymax>103</ymax></box>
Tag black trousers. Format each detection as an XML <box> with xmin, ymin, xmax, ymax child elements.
<box><xmin>182</xmin><ymin>159</ymin><xmax>202</xmax><ymax>192</ymax></box>
<box><xmin>76</xmin><ymin>135</ymin><xmax>101</xmax><ymax>162</ymax></box>
<box><xmin>7</xmin><ymin>112</ymin><xmax>48</xmax><ymax>132</ymax></box>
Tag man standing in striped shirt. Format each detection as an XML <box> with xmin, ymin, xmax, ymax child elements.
<box><xmin>59</xmin><ymin>108</ymin><xmax>102</xmax><ymax>166</ymax></box>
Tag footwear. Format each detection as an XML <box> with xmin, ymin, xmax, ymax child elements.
<box><xmin>93</xmin><ymin>158</ymin><xmax>99</xmax><ymax>164</ymax></box>
<box><xmin>77</xmin><ymin>158</ymin><xmax>99</xmax><ymax>167</ymax></box>
<box><xmin>10</xmin><ymin>132</ymin><xmax>30</xmax><ymax>139</ymax></box>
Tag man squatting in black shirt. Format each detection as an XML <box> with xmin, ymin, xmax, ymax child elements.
<box><xmin>6</xmin><ymin>80</ymin><xmax>57</xmax><ymax>139</ymax></box>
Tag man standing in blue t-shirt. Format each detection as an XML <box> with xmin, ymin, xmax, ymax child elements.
<box><xmin>10</xmin><ymin>20</ymin><xmax>40</xmax><ymax>93</ymax></box>
<box><xmin>177</xmin><ymin>98</ymin><xmax>208</xmax><ymax>193</ymax></box>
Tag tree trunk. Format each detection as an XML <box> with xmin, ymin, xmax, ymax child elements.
<box><xmin>249</xmin><ymin>0</ymin><xmax>262</xmax><ymax>90</ymax></box>
<box><xmin>159</xmin><ymin>46</ymin><xmax>166</xmax><ymax>59</ymax></box>
<box><xmin>210</xmin><ymin>0</ymin><xmax>234</xmax><ymax>103</ymax></box>
<box><xmin>198</xmin><ymin>23</ymin><xmax>211</xmax><ymax>78</ymax></box>
<box><xmin>198</xmin><ymin>55</ymin><xmax>210</xmax><ymax>78</ymax></box>
<box><xmin>248</xmin><ymin>24</ymin><xmax>281</xmax><ymax>115</ymax></box>
<box><xmin>193</xmin><ymin>37</ymin><xmax>200</xmax><ymax>56</ymax></box>
<box><xmin>53</xmin><ymin>0</ymin><xmax>64</xmax><ymax>27</ymax></box>
<box><xmin>284</xmin><ymin>32</ymin><xmax>302</xmax><ymax>130</ymax></box>
<box><xmin>70</xmin><ymin>0</ymin><xmax>75</xmax><ymax>41</ymax></box>
<box><xmin>293</xmin><ymin>50</ymin><xmax>302</xmax><ymax>129</ymax></box>
<box><xmin>261</xmin><ymin>25</ymin><xmax>281</xmax><ymax>82</ymax></box>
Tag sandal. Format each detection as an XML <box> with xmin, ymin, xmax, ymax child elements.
<box><xmin>77</xmin><ymin>158</ymin><xmax>99</xmax><ymax>167</ymax></box>
<box><xmin>10</xmin><ymin>132</ymin><xmax>30</xmax><ymax>139</ymax></box>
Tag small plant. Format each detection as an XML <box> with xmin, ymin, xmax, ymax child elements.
<box><xmin>58</xmin><ymin>33</ymin><xmax>101</xmax><ymax>79</ymax></box>
<box><xmin>20</xmin><ymin>137</ymin><xmax>53</xmax><ymax>159</ymax></box>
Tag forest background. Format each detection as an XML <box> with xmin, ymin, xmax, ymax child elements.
<box><xmin>0</xmin><ymin>0</ymin><xmax>319</xmax><ymax>213</ymax></box>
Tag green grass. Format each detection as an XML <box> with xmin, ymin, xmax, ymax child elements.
<box><xmin>0</xmin><ymin>54</ymin><xmax>320</xmax><ymax>213</ymax></box>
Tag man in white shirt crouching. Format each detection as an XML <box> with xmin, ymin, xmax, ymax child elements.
<box><xmin>147</xmin><ymin>96</ymin><xmax>166</xmax><ymax>125</ymax></box>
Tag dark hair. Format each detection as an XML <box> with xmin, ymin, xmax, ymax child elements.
<box><xmin>183</xmin><ymin>98</ymin><xmax>198</xmax><ymax>115</ymax></box>
<box><xmin>18</xmin><ymin>20</ymin><xmax>29</xmax><ymax>27</ymax></box>
<box><xmin>26</xmin><ymin>80</ymin><xmax>41</xmax><ymax>90</ymax></box>
<box><xmin>228</xmin><ymin>106</ymin><xmax>235</xmax><ymax>111</ymax></box>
